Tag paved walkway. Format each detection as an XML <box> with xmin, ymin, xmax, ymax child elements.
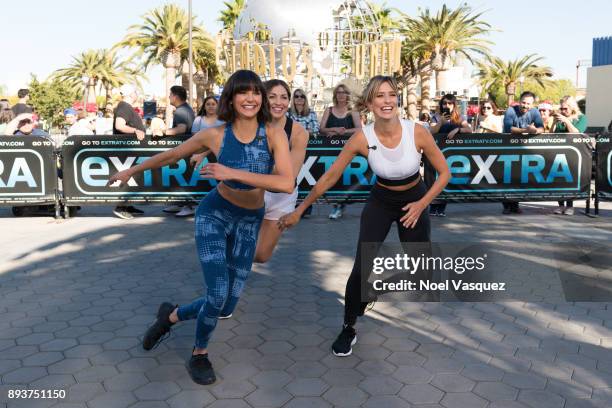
<box><xmin>0</xmin><ymin>201</ymin><xmax>611</xmax><ymax>408</ymax></box>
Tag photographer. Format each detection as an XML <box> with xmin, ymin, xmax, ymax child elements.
<box><xmin>429</xmin><ymin>94</ymin><xmax>472</xmax><ymax>216</ymax></box>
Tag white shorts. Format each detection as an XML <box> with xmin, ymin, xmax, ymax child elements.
<box><xmin>264</xmin><ymin>187</ymin><xmax>298</xmax><ymax>220</ymax></box>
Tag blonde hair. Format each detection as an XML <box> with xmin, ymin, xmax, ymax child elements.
<box><xmin>332</xmin><ymin>84</ymin><xmax>352</xmax><ymax>109</ymax></box>
<box><xmin>355</xmin><ymin>75</ymin><xmax>399</xmax><ymax>113</ymax></box>
<box><xmin>291</xmin><ymin>88</ymin><xmax>311</xmax><ymax>116</ymax></box>
<box><xmin>560</xmin><ymin>95</ymin><xmax>581</xmax><ymax>120</ymax></box>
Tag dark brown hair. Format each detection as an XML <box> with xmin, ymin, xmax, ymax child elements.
<box><xmin>197</xmin><ymin>95</ymin><xmax>218</xmax><ymax>117</ymax></box>
<box><xmin>217</xmin><ymin>70</ymin><xmax>271</xmax><ymax>124</ymax></box>
<box><xmin>480</xmin><ymin>99</ymin><xmax>498</xmax><ymax>115</ymax></box>
<box><xmin>264</xmin><ymin>79</ymin><xmax>291</xmax><ymax>98</ymax></box>
<box><xmin>439</xmin><ymin>94</ymin><xmax>462</xmax><ymax>126</ymax></box>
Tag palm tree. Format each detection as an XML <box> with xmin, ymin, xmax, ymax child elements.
<box><xmin>115</xmin><ymin>4</ymin><xmax>216</xmax><ymax>124</ymax></box>
<box><xmin>396</xmin><ymin>10</ymin><xmax>430</xmax><ymax>120</ymax></box>
<box><xmin>403</xmin><ymin>5</ymin><xmax>492</xmax><ymax>110</ymax></box>
<box><xmin>98</xmin><ymin>50</ymin><xmax>145</xmax><ymax>106</ymax></box>
<box><xmin>218</xmin><ymin>0</ymin><xmax>246</xmax><ymax>31</ymax></box>
<box><xmin>476</xmin><ymin>54</ymin><xmax>553</xmax><ymax>105</ymax></box>
<box><xmin>370</xmin><ymin>2</ymin><xmax>399</xmax><ymax>34</ymax></box>
<box><xmin>53</xmin><ymin>49</ymin><xmax>106</xmax><ymax>106</ymax></box>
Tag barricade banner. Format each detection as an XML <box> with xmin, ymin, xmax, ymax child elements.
<box><xmin>595</xmin><ymin>134</ymin><xmax>612</xmax><ymax>201</ymax></box>
<box><xmin>298</xmin><ymin>136</ymin><xmax>373</xmax><ymax>201</ymax></box>
<box><xmin>425</xmin><ymin>133</ymin><xmax>593</xmax><ymax>201</ymax></box>
<box><xmin>61</xmin><ymin>135</ymin><xmax>216</xmax><ymax>203</ymax></box>
<box><xmin>0</xmin><ymin>136</ymin><xmax>58</xmax><ymax>204</ymax></box>
<box><xmin>61</xmin><ymin>135</ymin><xmax>373</xmax><ymax>204</ymax></box>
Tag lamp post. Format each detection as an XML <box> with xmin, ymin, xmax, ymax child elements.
<box><xmin>188</xmin><ymin>0</ymin><xmax>194</xmax><ymax>107</ymax></box>
<box><xmin>81</xmin><ymin>75</ymin><xmax>89</xmax><ymax>112</ymax></box>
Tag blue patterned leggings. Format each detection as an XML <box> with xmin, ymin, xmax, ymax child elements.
<box><xmin>176</xmin><ymin>188</ymin><xmax>264</xmax><ymax>348</ymax></box>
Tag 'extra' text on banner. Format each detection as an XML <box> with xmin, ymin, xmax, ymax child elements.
<box><xmin>595</xmin><ymin>134</ymin><xmax>612</xmax><ymax>201</ymax></box>
<box><xmin>424</xmin><ymin>133</ymin><xmax>593</xmax><ymax>201</ymax></box>
<box><xmin>61</xmin><ymin>135</ymin><xmax>373</xmax><ymax>204</ymax></box>
<box><xmin>0</xmin><ymin>136</ymin><xmax>57</xmax><ymax>204</ymax></box>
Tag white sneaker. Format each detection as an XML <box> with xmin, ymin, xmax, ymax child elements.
<box><xmin>553</xmin><ymin>206</ymin><xmax>564</xmax><ymax>215</ymax></box>
<box><xmin>218</xmin><ymin>313</ymin><xmax>232</xmax><ymax>320</ymax></box>
<box><xmin>329</xmin><ymin>206</ymin><xmax>340</xmax><ymax>219</ymax></box>
<box><xmin>175</xmin><ymin>206</ymin><xmax>195</xmax><ymax>217</ymax></box>
<box><xmin>564</xmin><ymin>207</ymin><xmax>574</xmax><ymax>216</ymax></box>
<box><xmin>163</xmin><ymin>205</ymin><xmax>183</xmax><ymax>213</ymax></box>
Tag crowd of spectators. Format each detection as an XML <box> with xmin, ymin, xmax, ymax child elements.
<box><xmin>1</xmin><ymin>83</ymin><xmax>595</xmax><ymax>219</ymax></box>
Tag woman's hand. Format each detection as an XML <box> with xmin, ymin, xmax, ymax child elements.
<box><xmin>190</xmin><ymin>151</ymin><xmax>210</xmax><ymax>168</ymax></box>
<box><xmin>200</xmin><ymin>163</ymin><xmax>235</xmax><ymax>181</ymax></box>
<box><xmin>400</xmin><ymin>200</ymin><xmax>427</xmax><ymax>229</ymax></box>
<box><xmin>107</xmin><ymin>169</ymin><xmax>134</xmax><ymax>187</ymax></box>
<box><xmin>277</xmin><ymin>211</ymin><xmax>301</xmax><ymax>231</ymax></box>
<box><xmin>447</xmin><ymin>128</ymin><xmax>460</xmax><ymax>139</ymax></box>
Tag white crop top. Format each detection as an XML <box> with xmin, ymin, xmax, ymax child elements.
<box><xmin>363</xmin><ymin>119</ymin><xmax>422</xmax><ymax>181</ymax></box>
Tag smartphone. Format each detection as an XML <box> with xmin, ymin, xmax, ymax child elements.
<box><xmin>441</xmin><ymin>108</ymin><xmax>451</xmax><ymax>116</ymax></box>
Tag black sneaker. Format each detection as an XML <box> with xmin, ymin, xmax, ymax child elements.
<box><xmin>187</xmin><ymin>353</ymin><xmax>216</xmax><ymax>385</ymax></box>
<box><xmin>332</xmin><ymin>325</ymin><xmax>357</xmax><ymax>357</ymax></box>
<box><xmin>126</xmin><ymin>206</ymin><xmax>144</xmax><ymax>215</ymax></box>
<box><xmin>113</xmin><ymin>206</ymin><xmax>134</xmax><ymax>220</ymax></box>
<box><xmin>142</xmin><ymin>302</ymin><xmax>176</xmax><ymax>350</ymax></box>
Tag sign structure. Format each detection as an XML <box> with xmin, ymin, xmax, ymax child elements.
<box><xmin>61</xmin><ymin>136</ymin><xmax>218</xmax><ymax>203</ymax></box>
<box><xmin>425</xmin><ymin>134</ymin><xmax>593</xmax><ymax>201</ymax></box>
<box><xmin>595</xmin><ymin>134</ymin><xmax>612</xmax><ymax>201</ymax></box>
<box><xmin>0</xmin><ymin>136</ymin><xmax>57</xmax><ymax>204</ymax></box>
<box><xmin>61</xmin><ymin>133</ymin><xmax>597</xmax><ymax>204</ymax></box>
<box><xmin>299</xmin><ymin>136</ymin><xmax>374</xmax><ymax>201</ymax></box>
<box><xmin>61</xmin><ymin>135</ymin><xmax>373</xmax><ymax>204</ymax></box>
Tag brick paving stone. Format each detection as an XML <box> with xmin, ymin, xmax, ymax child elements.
<box><xmin>1</xmin><ymin>204</ymin><xmax>611</xmax><ymax>408</ymax></box>
<box><xmin>322</xmin><ymin>385</ymin><xmax>368</xmax><ymax>407</ymax></box>
<box><xmin>399</xmin><ymin>384</ymin><xmax>444</xmax><ymax>404</ymax></box>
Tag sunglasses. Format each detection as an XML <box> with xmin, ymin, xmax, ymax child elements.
<box><xmin>482</xmin><ymin>106</ymin><xmax>492</xmax><ymax>110</ymax></box>
<box><xmin>539</xmin><ymin>109</ymin><xmax>549</xmax><ymax>113</ymax></box>
<box><xmin>559</xmin><ymin>107</ymin><xmax>569</xmax><ymax>111</ymax></box>
<box><xmin>294</xmin><ymin>94</ymin><xmax>305</xmax><ymax>99</ymax></box>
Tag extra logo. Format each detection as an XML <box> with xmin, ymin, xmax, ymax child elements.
<box><xmin>0</xmin><ymin>149</ymin><xmax>45</xmax><ymax>196</ymax></box>
<box><xmin>442</xmin><ymin>146</ymin><xmax>583</xmax><ymax>192</ymax></box>
<box><xmin>72</xmin><ymin>148</ymin><xmax>217</xmax><ymax>196</ymax></box>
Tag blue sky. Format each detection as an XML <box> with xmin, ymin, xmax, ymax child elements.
<box><xmin>1</xmin><ymin>0</ymin><xmax>609</xmax><ymax>95</ymax></box>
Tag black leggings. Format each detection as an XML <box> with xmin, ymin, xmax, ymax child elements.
<box><xmin>344</xmin><ymin>181</ymin><xmax>431</xmax><ymax>325</ymax></box>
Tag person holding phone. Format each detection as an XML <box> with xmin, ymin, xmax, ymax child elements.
<box><xmin>429</xmin><ymin>94</ymin><xmax>472</xmax><ymax>216</ymax></box>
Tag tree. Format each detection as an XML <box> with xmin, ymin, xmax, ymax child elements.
<box><xmin>52</xmin><ymin>49</ymin><xmax>106</xmax><ymax>105</ymax></box>
<box><xmin>218</xmin><ymin>0</ymin><xmax>245</xmax><ymax>31</ymax></box>
<box><xmin>476</xmin><ymin>54</ymin><xmax>553</xmax><ymax>105</ymax></box>
<box><xmin>396</xmin><ymin>10</ymin><xmax>429</xmax><ymax>119</ymax></box>
<box><xmin>98</xmin><ymin>50</ymin><xmax>145</xmax><ymax>106</ymax></box>
<box><xmin>115</xmin><ymin>4</ymin><xmax>216</xmax><ymax>124</ymax></box>
<box><xmin>403</xmin><ymin>4</ymin><xmax>492</xmax><ymax>111</ymax></box>
<box><xmin>28</xmin><ymin>75</ymin><xmax>79</xmax><ymax>128</ymax></box>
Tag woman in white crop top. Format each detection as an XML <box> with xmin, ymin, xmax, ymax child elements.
<box><xmin>278</xmin><ymin>76</ymin><xmax>450</xmax><ymax>357</ymax></box>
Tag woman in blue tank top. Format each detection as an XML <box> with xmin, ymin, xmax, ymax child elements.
<box><xmin>108</xmin><ymin>70</ymin><xmax>294</xmax><ymax>385</ymax></box>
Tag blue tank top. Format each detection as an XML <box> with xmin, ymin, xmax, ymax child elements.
<box><xmin>218</xmin><ymin>122</ymin><xmax>274</xmax><ymax>190</ymax></box>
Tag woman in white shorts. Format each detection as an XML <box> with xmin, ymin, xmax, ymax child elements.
<box><xmin>254</xmin><ymin>79</ymin><xmax>309</xmax><ymax>263</ymax></box>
